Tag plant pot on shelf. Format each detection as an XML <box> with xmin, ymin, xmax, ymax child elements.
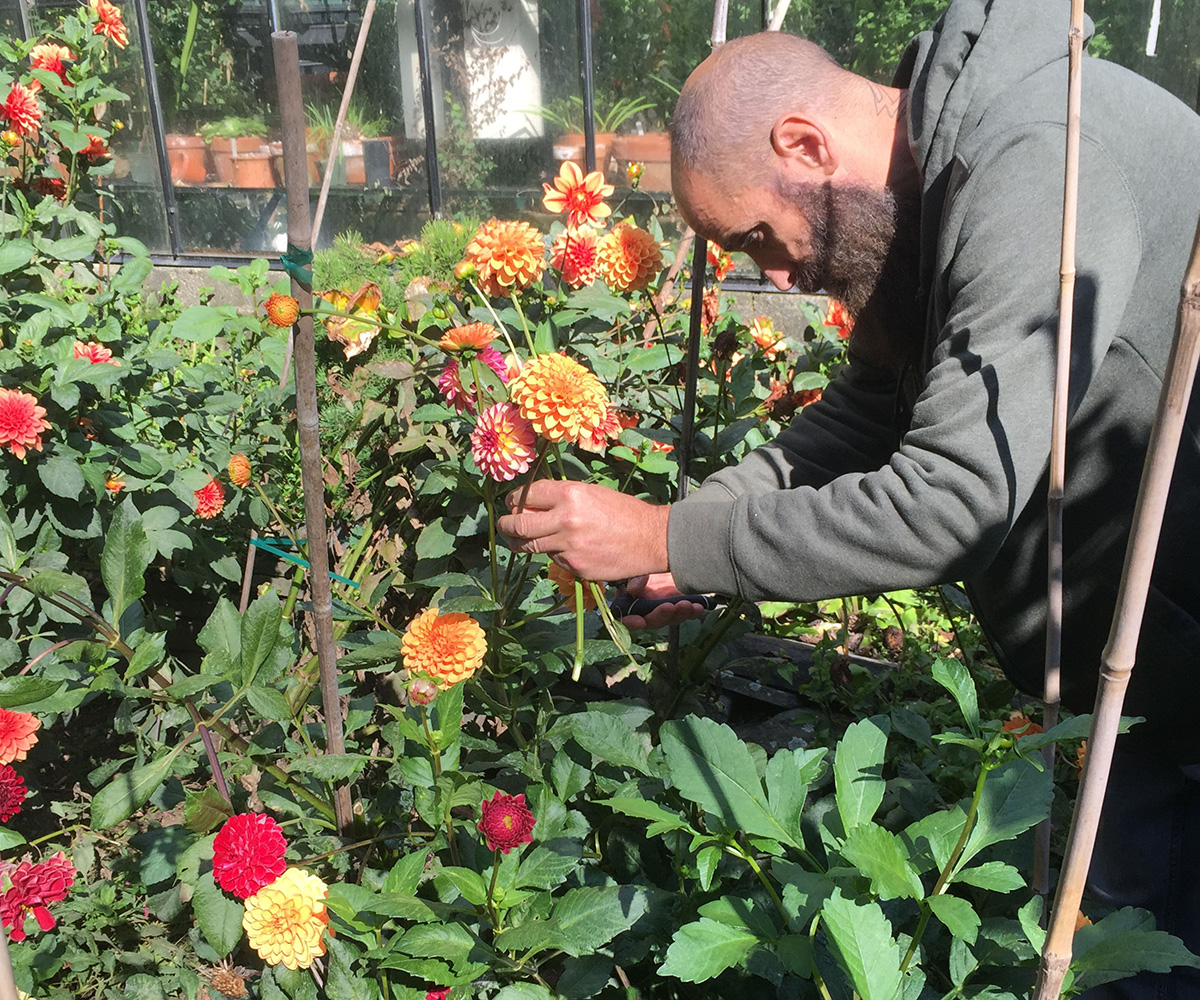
<box><xmin>231</xmin><ymin>145</ymin><xmax>275</xmax><ymax>188</ymax></box>
<box><xmin>209</xmin><ymin>136</ymin><xmax>267</xmax><ymax>185</ymax></box>
<box><xmin>612</xmin><ymin>132</ymin><xmax>671</xmax><ymax>192</ymax></box>
<box><xmin>340</xmin><ymin>139</ymin><xmax>366</xmax><ymax>186</ymax></box>
<box><xmin>165</xmin><ymin>134</ymin><xmax>207</xmax><ymax>184</ymax></box>
<box><xmin>552</xmin><ymin>131</ymin><xmax>615</xmax><ymax>176</ymax></box>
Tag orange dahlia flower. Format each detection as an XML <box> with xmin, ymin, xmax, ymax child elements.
<box><xmin>1001</xmin><ymin>710</ymin><xmax>1042</xmax><ymax>740</ymax></box>
<box><xmin>551</xmin><ymin>226</ymin><xmax>600</xmax><ymax>289</ymax></box>
<box><xmin>541</xmin><ymin>160</ymin><xmax>613</xmax><ymax>230</ymax></box>
<box><xmin>626</xmin><ymin>161</ymin><xmax>644</xmax><ymax>186</ymax></box>
<box><xmin>194</xmin><ymin>478</ymin><xmax>225</xmax><ymax>519</ymax></box>
<box><xmin>29</xmin><ymin>44</ymin><xmax>73</xmax><ymax>85</ymax></box>
<box><xmin>596</xmin><ymin>221</ymin><xmax>663</xmax><ymax>293</ymax></box>
<box><xmin>577</xmin><ymin>406</ymin><xmax>622</xmax><ymax>455</ymax></box>
<box><xmin>824</xmin><ymin>299</ymin><xmax>854</xmax><ymax>339</ymax></box>
<box><xmin>506</xmin><ymin>353</ymin><xmax>608</xmax><ymax>445</ymax></box>
<box><xmin>104</xmin><ymin>475</ymin><xmax>125</xmax><ymax>493</ymax></box>
<box><xmin>89</xmin><ymin>0</ymin><xmax>128</xmax><ymax>47</ymax></box>
<box><xmin>547</xmin><ymin>561</ymin><xmax>598</xmax><ymax>612</ymax></box>
<box><xmin>228</xmin><ymin>453</ymin><xmax>251</xmax><ymax>488</ymax></box>
<box><xmin>471</xmin><ymin>402</ymin><xmax>537</xmax><ymax>482</ymax></box>
<box><xmin>708</xmin><ymin>244</ymin><xmax>734</xmax><ymax>282</ymax></box>
<box><xmin>0</xmin><ymin>709</ymin><xmax>39</xmax><ymax>765</ymax></box>
<box><xmin>401</xmin><ymin>608</ymin><xmax>486</xmax><ymax>690</ymax></box>
<box><xmin>73</xmin><ymin>340</ymin><xmax>119</xmax><ymax>365</ymax></box>
<box><xmin>1</xmin><ymin>83</ymin><xmax>41</xmax><ymax>139</ymax></box>
<box><xmin>749</xmin><ymin>316</ymin><xmax>785</xmax><ymax>360</ymax></box>
<box><xmin>264</xmin><ymin>292</ymin><xmax>299</xmax><ymax>328</ymax></box>
<box><xmin>0</xmin><ymin>388</ymin><xmax>50</xmax><ymax>460</ymax></box>
<box><xmin>80</xmin><ymin>134</ymin><xmax>110</xmax><ymax>162</ymax></box>
<box><xmin>438</xmin><ymin>322</ymin><xmax>496</xmax><ymax>353</ymax></box>
<box><xmin>463</xmin><ymin>219</ymin><xmax>546</xmax><ymax>298</ymax></box>
<box><xmin>242</xmin><ymin>868</ymin><xmax>328</xmax><ymax>970</ymax></box>
<box><xmin>315</xmin><ymin>281</ymin><xmax>381</xmax><ymax>359</ymax></box>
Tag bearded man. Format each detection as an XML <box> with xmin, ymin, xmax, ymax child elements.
<box><xmin>498</xmin><ymin>2</ymin><xmax>1200</xmax><ymax>993</ymax></box>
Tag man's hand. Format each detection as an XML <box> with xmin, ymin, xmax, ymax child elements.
<box><xmin>617</xmin><ymin>573</ymin><xmax>711</xmax><ymax>629</ymax></box>
<box><xmin>497</xmin><ymin>480</ymin><xmax>670</xmax><ymax>582</ymax></box>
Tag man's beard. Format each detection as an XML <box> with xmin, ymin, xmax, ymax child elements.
<box><xmin>779</xmin><ymin>177</ymin><xmax>921</xmax><ymax>346</ymax></box>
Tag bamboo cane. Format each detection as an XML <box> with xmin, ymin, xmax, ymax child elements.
<box><xmin>1036</xmin><ymin>0</ymin><xmax>1086</xmax><ymax>904</ymax></box>
<box><xmin>0</xmin><ymin>926</ymin><xmax>19</xmax><ymax>1000</ymax></box>
<box><xmin>1034</xmin><ymin>212</ymin><xmax>1200</xmax><ymax>1000</ymax></box>
<box><xmin>768</xmin><ymin>0</ymin><xmax>792</xmax><ymax>31</ymax></box>
<box><xmin>271</xmin><ymin>31</ymin><xmax>353</xmax><ymax>835</ymax></box>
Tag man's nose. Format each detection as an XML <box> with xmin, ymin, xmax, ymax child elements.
<box><xmin>762</xmin><ymin>267</ymin><xmax>795</xmax><ymax>291</ymax></box>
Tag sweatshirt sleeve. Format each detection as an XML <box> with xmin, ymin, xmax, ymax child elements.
<box><xmin>668</xmin><ymin>126</ymin><xmax>1142</xmax><ymax>602</ymax></box>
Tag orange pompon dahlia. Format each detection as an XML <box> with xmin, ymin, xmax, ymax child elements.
<box><xmin>1</xmin><ymin>83</ymin><xmax>41</xmax><ymax>139</ymax></box>
<box><xmin>824</xmin><ymin>298</ymin><xmax>854</xmax><ymax>339</ymax></box>
<box><xmin>401</xmin><ymin>608</ymin><xmax>487</xmax><ymax>690</ymax></box>
<box><xmin>88</xmin><ymin>0</ymin><xmax>128</xmax><ymax>47</ymax></box>
<box><xmin>242</xmin><ymin>868</ymin><xmax>328</xmax><ymax>970</ymax></box>
<box><xmin>315</xmin><ymin>281</ymin><xmax>382</xmax><ymax>359</ymax></box>
<box><xmin>547</xmin><ymin>561</ymin><xmax>597</xmax><ymax>612</ymax></box>
<box><xmin>577</xmin><ymin>406</ymin><xmax>621</xmax><ymax>455</ymax></box>
<box><xmin>463</xmin><ymin>218</ymin><xmax>546</xmax><ymax>298</ymax></box>
<box><xmin>471</xmin><ymin>402</ymin><xmax>536</xmax><ymax>482</ymax></box>
<box><xmin>541</xmin><ymin>160</ymin><xmax>613</xmax><ymax>230</ymax></box>
<box><xmin>0</xmin><ymin>388</ymin><xmax>50</xmax><ymax>460</ymax></box>
<box><xmin>0</xmin><ymin>709</ymin><xmax>39</xmax><ymax>766</ymax></box>
<box><xmin>708</xmin><ymin>244</ymin><xmax>734</xmax><ymax>282</ymax></box>
<box><xmin>29</xmin><ymin>44</ymin><xmax>74</xmax><ymax>85</ymax></box>
<box><xmin>264</xmin><ymin>292</ymin><xmax>299</xmax><ymax>328</ymax></box>
<box><xmin>73</xmin><ymin>340</ymin><xmax>119</xmax><ymax>365</ymax></box>
<box><xmin>596</xmin><ymin>221</ymin><xmax>663</xmax><ymax>293</ymax></box>
<box><xmin>438</xmin><ymin>321</ymin><xmax>496</xmax><ymax>354</ymax></box>
<box><xmin>194</xmin><ymin>478</ymin><xmax>225</xmax><ymax>519</ymax></box>
<box><xmin>228</xmin><ymin>453</ymin><xmax>251</xmax><ymax>488</ymax></box>
<box><xmin>550</xmin><ymin>226</ymin><xmax>600</xmax><ymax>289</ymax></box>
<box><xmin>506</xmin><ymin>353</ymin><xmax>608</xmax><ymax>445</ymax></box>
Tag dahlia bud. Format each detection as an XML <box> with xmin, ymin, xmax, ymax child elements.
<box><xmin>408</xmin><ymin>676</ymin><xmax>439</xmax><ymax>706</ymax></box>
<box><xmin>1</xmin><ymin>130</ymin><xmax>19</xmax><ymax>147</ymax></box>
<box><xmin>228</xmin><ymin>452</ymin><xmax>251</xmax><ymax>488</ymax></box>
<box><xmin>453</xmin><ymin>260</ymin><xmax>476</xmax><ymax>281</ymax></box>
<box><xmin>712</xmin><ymin>328</ymin><xmax>738</xmax><ymax>361</ymax></box>
<box><xmin>626</xmin><ymin>161</ymin><xmax>644</xmax><ymax>188</ymax></box>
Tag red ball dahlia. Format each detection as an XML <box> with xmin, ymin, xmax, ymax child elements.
<box><xmin>0</xmin><ymin>765</ymin><xmax>26</xmax><ymax>822</ymax></box>
<box><xmin>212</xmin><ymin>813</ymin><xmax>288</xmax><ymax>899</ymax></box>
<box><xmin>478</xmin><ymin>790</ymin><xmax>536</xmax><ymax>855</ymax></box>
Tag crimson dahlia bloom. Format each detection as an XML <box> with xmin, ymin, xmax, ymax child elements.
<box><xmin>0</xmin><ymin>852</ymin><xmax>75</xmax><ymax>942</ymax></box>
<box><xmin>0</xmin><ymin>765</ymin><xmax>26</xmax><ymax>822</ymax></box>
<box><xmin>212</xmin><ymin>813</ymin><xmax>288</xmax><ymax>899</ymax></box>
<box><xmin>478</xmin><ymin>790</ymin><xmax>536</xmax><ymax>854</ymax></box>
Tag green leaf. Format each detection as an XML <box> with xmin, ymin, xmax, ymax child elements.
<box><xmin>197</xmin><ymin>598</ymin><xmax>241</xmax><ymax>678</ymax></box>
<box><xmin>191</xmin><ymin>871</ymin><xmax>244</xmax><ymax>958</ymax></box>
<box><xmin>839</xmin><ymin>823</ymin><xmax>925</xmax><ymax>901</ymax></box>
<box><xmin>101</xmin><ymin>503</ymin><xmax>152</xmax><ymax>627</ymax></box>
<box><xmin>957</xmin><ymin>759</ymin><xmax>1053</xmax><ymax>871</ymax></box>
<box><xmin>184</xmin><ymin>786</ymin><xmax>233</xmax><ymax>834</ymax></box>
<box><xmin>91</xmin><ymin>748</ymin><xmax>183</xmax><ymax>829</ymax></box>
<box><xmin>383</xmin><ymin>851</ymin><xmax>429</xmax><ymax>896</ymax></box>
<box><xmin>928</xmin><ymin>894</ymin><xmax>980</xmax><ymax>944</ymax></box>
<box><xmin>603</xmin><ymin>796</ymin><xmax>696</xmax><ymax>836</ymax></box>
<box><xmin>659</xmin><ymin>918</ymin><xmax>760</xmax><ymax>983</ymax></box>
<box><xmin>515</xmin><ymin>841</ymin><xmax>584</xmax><ymax>889</ymax></box>
<box><xmin>931</xmin><ymin>656</ymin><xmax>980</xmax><ymax>737</ymax></box>
<box><xmin>37</xmin><ymin>454</ymin><xmax>85</xmax><ymax>499</ymax></box>
<box><xmin>1072</xmin><ymin>911</ymin><xmax>1200</xmax><ymax>990</ymax></box>
<box><xmin>554</xmin><ymin>711</ymin><xmax>651</xmax><ymax>775</ymax></box>
<box><xmin>397</xmin><ymin>922</ymin><xmax>479</xmax><ymax>964</ymax></box>
<box><xmin>325</xmin><ymin>884</ymin><xmax>439</xmax><ymax>924</ymax></box>
<box><xmin>172</xmin><ymin>305</ymin><xmax>226</xmax><ymax>343</ymax></box>
<box><xmin>950</xmin><ymin>861</ymin><xmax>1025</xmax><ymax>892</ymax></box>
<box><xmin>1017</xmin><ymin>713</ymin><xmax>1141</xmax><ymax>753</ymax></box>
<box><xmin>821</xmin><ymin>889</ymin><xmax>902</xmax><ymax>1000</ymax></box>
<box><xmin>240</xmin><ymin>590</ymin><xmax>283</xmax><ymax>687</ymax></box>
<box><xmin>902</xmin><ymin>806</ymin><xmax>968</xmax><ymax>873</ymax></box>
<box><xmin>0</xmin><ymin>239</ymin><xmax>34</xmax><ymax>275</ymax></box>
<box><xmin>660</xmin><ymin>715</ymin><xmax>800</xmax><ymax>848</ymax></box>
<box><xmin>1018</xmin><ymin>896</ymin><xmax>1046</xmax><ymax>952</ymax></box>
<box><xmin>765</xmin><ymin>747</ymin><xmax>826</xmax><ymax>846</ymax></box>
<box><xmin>834</xmin><ymin>715</ymin><xmax>890</xmax><ymax>833</ymax></box>
<box><xmin>287</xmin><ymin>754</ymin><xmax>369</xmax><ymax>782</ymax></box>
<box><xmin>0</xmin><ymin>677</ymin><xmax>65</xmax><ymax>708</ymax></box>
<box><xmin>0</xmin><ymin>829</ymin><xmax>27</xmax><ymax>850</ymax></box>
<box><xmin>493</xmin><ymin>986</ymin><xmax>556</xmax><ymax>1000</ymax></box>
<box><xmin>438</xmin><ymin>866</ymin><xmax>489</xmax><ymax>906</ymax></box>
<box><xmin>245</xmin><ymin>685</ymin><xmax>295</xmax><ymax>721</ymax></box>
<box><xmin>553</xmin><ymin>885</ymin><xmax>649</xmax><ymax>957</ymax></box>
<box><xmin>775</xmin><ymin>862</ymin><xmax>834</xmax><ymax>931</ymax></box>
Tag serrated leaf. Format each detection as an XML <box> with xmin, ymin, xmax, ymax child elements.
<box><xmin>0</xmin><ymin>677</ymin><xmax>65</xmax><ymax>708</ymax></box>
<box><xmin>957</xmin><ymin>759</ymin><xmax>1053</xmax><ymax>871</ymax></box>
<box><xmin>553</xmin><ymin>885</ymin><xmax>648</xmax><ymax>957</ymax></box>
<box><xmin>555</xmin><ymin>711</ymin><xmax>651</xmax><ymax>775</ymax></box>
<box><xmin>240</xmin><ymin>591</ymin><xmax>283</xmax><ymax>688</ymax></box>
<box><xmin>950</xmin><ymin>861</ymin><xmax>1025</xmax><ymax>892</ymax></box>
<box><xmin>245</xmin><ymin>685</ymin><xmax>294</xmax><ymax>721</ymax></box>
<box><xmin>660</xmin><ymin>715</ymin><xmax>799</xmax><ymax>848</ymax></box>
<box><xmin>91</xmin><ymin>748</ymin><xmax>183</xmax><ymax>829</ymax></box>
<box><xmin>184</xmin><ymin>786</ymin><xmax>233</xmax><ymax>834</ymax></box>
<box><xmin>0</xmin><ymin>239</ymin><xmax>34</xmax><ymax>274</ymax></box>
<box><xmin>197</xmin><ymin>598</ymin><xmax>241</xmax><ymax>678</ymax></box>
<box><xmin>173</xmin><ymin>305</ymin><xmax>226</xmax><ymax>343</ymax></box>
<box><xmin>38</xmin><ymin>453</ymin><xmax>85</xmax><ymax>499</ymax></box>
<box><xmin>839</xmin><ymin>823</ymin><xmax>925</xmax><ymax>901</ymax></box>
<box><xmin>928</xmin><ymin>893</ymin><xmax>980</xmax><ymax>944</ymax></box>
<box><xmin>383</xmin><ymin>851</ymin><xmax>429</xmax><ymax>895</ymax></box>
<box><xmin>1018</xmin><ymin>896</ymin><xmax>1046</xmax><ymax>952</ymax></box>
<box><xmin>659</xmin><ymin>917</ymin><xmax>760</xmax><ymax>982</ymax></box>
<box><xmin>515</xmin><ymin>841</ymin><xmax>583</xmax><ymax>889</ymax></box>
<box><xmin>287</xmin><ymin>754</ymin><xmax>369</xmax><ymax>782</ymax></box>
<box><xmin>438</xmin><ymin>866</ymin><xmax>489</xmax><ymax>905</ymax></box>
<box><xmin>325</xmin><ymin>883</ymin><xmax>440</xmax><ymax>924</ymax></box>
<box><xmin>1017</xmin><ymin>713</ymin><xmax>1141</xmax><ymax>753</ymax></box>
<box><xmin>493</xmin><ymin>985</ymin><xmax>556</xmax><ymax>1000</ymax></box>
<box><xmin>1071</xmin><ymin>919</ymin><xmax>1200</xmax><ymax>990</ymax></box>
<box><xmin>775</xmin><ymin>861</ymin><xmax>834</xmax><ymax>931</ymax></box>
<box><xmin>834</xmin><ymin>715</ymin><xmax>890</xmax><ymax>833</ymax></box>
<box><xmin>191</xmin><ymin>871</ymin><xmax>244</xmax><ymax>958</ymax></box>
<box><xmin>821</xmin><ymin>888</ymin><xmax>902</xmax><ymax>1000</ymax></box>
<box><xmin>931</xmin><ymin>657</ymin><xmax>980</xmax><ymax>737</ymax></box>
<box><xmin>765</xmin><ymin>747</ymin><xmax>826</xmax><ymax>845</ymax></box>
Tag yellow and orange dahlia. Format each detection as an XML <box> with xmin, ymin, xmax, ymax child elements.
<box><xmin>401</xmin><ymin>608</ymin><xmax>487</xmax><ymax>690</ymax></box>
<box><xmin>547</xmin><ymin>561</ymin><xmax>598</xmax><ymax>612</ymax></box>
<box><xmin>1</xmin><ymin>83</ymin><xmax>41</xmax><ymax>139</ymax></box>
<box><xmin>507</xmin><ymin>353</ymin><xmax>608</xmax><ymax>445</ymax></box>
<box><xmin>242</xmin><ymin>868</ymin><xmax>328</xmax><ymax>970</ymax></box>
<box><xmin>29</xmin><ymin>44</ymin><xmax>74</xmax><ymax>85</ymax></box>
<box><xmin>438</xmin><ymin>322</ymin><xmax>496</xmax><ymax>354</ymax></box>
<box><xmin>228</xmin><ymin>453</ymin><xmax>251</xmax><ymax>488</ymax></box>
<box><xmin>463</xmin><ymin>219</ymin><xmax>545</xmax><ymax>298</ymax></box>
<box><xmin>471</xmin><ymin>402</ymin><xmax>536</xmax><ymax>482</ymax></box>
<box><xmin>596</xmin><ymin>221</ymin><xmax>663</xmax><ymax>293</ymax></box>
<box><xmin>541</xmin><ymin>161</ymin><xmax>613</xmax><ymax>230</ymax></box>
<box><xmin>264</xmin><ymin>292</ymin><xmax>299</xmax><ymax>328</ymax></box>
<box><xmin>88</xmin><ymin>0</ymin><xmax>128</xmax><ymax>47</ymax></box>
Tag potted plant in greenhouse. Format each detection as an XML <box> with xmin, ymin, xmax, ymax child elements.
<box><xmin>165</xmin><ymin>132</ymin><xmax>207</xmax><ymax>183</ymax></box>
<box><xmin>538</xmin><ymin>93</ymin><xmax>654</xmax><ymax>174</ymax></box>
<box><xmin>200</xmin><ymin>113</ymin><xmax>270</xmax><ymax>186</ymax></box>
<box><xmin>613</xmin><ymin>127</ymin><xmax>672</xmax><ymax>192</ymax></box>
<box><xmin>305</xmin><ymin>100</ymin><xmax>391</xmax><ymax>187</ymax></box>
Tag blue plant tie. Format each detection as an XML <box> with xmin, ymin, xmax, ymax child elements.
<box><xmin>280</xmin><ymin>243</ymin><xmax>313</xmax><ymax>287</ymax></box>
<box><xmin>251</xmin><ymin>536</ymin><xmax>359</xmax><ymax>588</ymax></box>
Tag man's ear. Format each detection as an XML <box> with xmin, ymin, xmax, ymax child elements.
<box><xmin>771</xmin><ymin>115</ymin><xmax>837</xmax><ymax>176</ymax></box>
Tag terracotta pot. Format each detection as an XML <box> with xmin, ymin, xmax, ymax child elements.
<box><xmin>231</xmin><ymin>146</ymin><xmax>275</xmax><ymax>188</ymax></box>
<box><xmin>612</xmin><ymin>132</ymin><xmax>671</xmax><ymax>192</ymax></box>
<box><xmin>165</xmin><ymin>134</ymin><xmax>207</xmax><ymax>184</ymax></box>
<box><xmin>551</xmin><ymin>131</ymin><xmax>614</xmax><ymax>176</ymax></box>
<box><xmin>340</xmin><ymin>139</ymin><xmax>365</xmax><ymax>186</ymax></box>
<box><xmin>208</xmin><ymin>135</ymin><xmax>265</xmax><ymax>185</ymax></box>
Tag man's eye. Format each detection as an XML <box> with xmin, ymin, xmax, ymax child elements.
<box><xmin>744</xmin><ymin>231</ymin><xmax>764</xmax><ymax>249</ymax></box>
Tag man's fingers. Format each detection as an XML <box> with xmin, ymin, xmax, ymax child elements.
<box><xmin>497</xmin><ymin>509</ymin><xmax>558</xmax><ymax>542</ymax></box>
<box><xmin>504</xmin><ymin>479</ymin><xmax>565</xmax><ymax>511</ymax></box>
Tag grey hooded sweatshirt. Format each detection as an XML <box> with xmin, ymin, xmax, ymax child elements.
<box><xmin>667</xmin><ymin>0</ymin><xmax>1200</xmax><ymax>760</ymax></box>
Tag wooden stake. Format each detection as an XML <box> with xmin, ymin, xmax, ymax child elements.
<box><xmin>1034</xmin><ymin>210</ymin><xmax>1200</xmax><ymax>1000</ymax></box>
<box><xmin>1036</xmin><ymin>0</ymin><xmax>1085</xmax><ymax>906</ymax></box>
<box><xmin>271</xmin><ymin>30</ymin><xmax>353</xmax><ymax>835</ymax></box>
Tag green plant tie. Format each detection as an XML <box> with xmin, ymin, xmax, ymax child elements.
<box><xmin>281</xmin><ymin>244</ymin><xmax>313</xmax><ymax>287</ymax></box>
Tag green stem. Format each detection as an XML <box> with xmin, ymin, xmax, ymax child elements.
<box><xmin>510</xmin><ymin>293</ymin><xmax>537</xmax><ymax>356</ymax></box>
<box><xmin>730</xmin><ymin>839</ymin><xmax>787</xmax><ymax>923</ymax></box>
<box><xmin>485</xmin><ymin>849</ymin><xmax>504</xmax><ymax>931</ymax></box>
<box><xmin>571</xmin><ymin>578</ymin><xmax>586</xmax><ymax>681</ymax></box>
<box><xmin>810</xmin><ymin>913</ymin><xmax>836</xmax><ymax>1000</ymax></box>
<box><xmin>469</xmin><ymin>280</ymin><xmax>521</xmax><ymax>358</ymax></box>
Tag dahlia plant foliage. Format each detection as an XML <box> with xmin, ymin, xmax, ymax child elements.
<box><xmin>0</xmin><ymin>5</ymin><xmax>1192</xmax><ymax>997</ymax></box>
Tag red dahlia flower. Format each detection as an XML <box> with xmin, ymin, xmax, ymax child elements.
<box><xmin>0</xmin><ymin>709</ymin><xmax>39</xmax><ymax>764</ymax></box>
<box><xmin>0</xmin><ymin>765</ymin><xmax>27</xmax><ymax>822</ymax></box>
<box><xmin>1</xmin><ymin>83</ymin><xmax>41</xmax><ymax>138</ymax></box>
<box><xmin>0</xmin><ymin>852</ymin><xmax>75</xmax><ymax>942</ymax></box>
<box><xmin>478</xmin><ymin>790</ymin><xmax>536</xmax><ymax>854</ymax></box>
<box><xmin>89</xmin><ymin>0</ymin><xmax>129</xmax><ymax>47</ymax></box>
<box><xmin>212</xmin><ymin>813</ymin><xmax>288</xmax><ymax>899</ymax></box>
<box><xmin>29</xmin><ymin>43</ymin><xmax>74</xmax><ymax>85</ymax></box>
<box><xmin>194</xmin><ymin>478</ymin><xmax>225</xmax><ymax>519</ymax></box>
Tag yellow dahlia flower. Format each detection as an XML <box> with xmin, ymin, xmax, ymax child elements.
<box><xmin>401</xmin><ymin>608</ymin><xmax>487</xmax><ymax>689</ymax></box>
<box><xmin>242</xmin><ymin>868</ymin><xmax>328</xmax><ymax>971</ymax></box>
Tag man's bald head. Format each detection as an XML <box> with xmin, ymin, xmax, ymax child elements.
<box><xmin>669</xmin><ymin>32</ymin><xmax>852</xmax><ymax>188</ymax></box>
